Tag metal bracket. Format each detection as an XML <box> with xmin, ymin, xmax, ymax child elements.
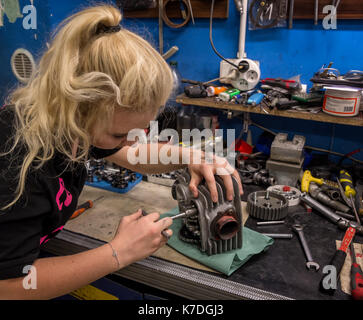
<box><xmin>243</xmin><ymin>112</ymin><xmax>251</xmax><ymax>133</ymax></box>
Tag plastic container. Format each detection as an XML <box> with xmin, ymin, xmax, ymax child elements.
<box><xmin>167</xmin><ymin>61</ymin><xmax>183</xmax><ymax>109</ymax></box>
<box><xmin>323</xmin><ymin>87</ymin><xmax>361</xmax><ymax>117</ymax></box>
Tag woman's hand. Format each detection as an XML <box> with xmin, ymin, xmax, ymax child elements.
<box><xmin>110</xmin><ymin>209</ymin><xmax>172</xmax><ymax>269</ymax></box>
<box><xmin>188</xmin><ymin>153</ymin><xmax>243</xmax><ymax>203</ymax></box>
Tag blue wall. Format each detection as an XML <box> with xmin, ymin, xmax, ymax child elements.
<box><xmin>1</xmin><ymin>0</ymin><xmax>362</xmax><ymax>161</ymax></box>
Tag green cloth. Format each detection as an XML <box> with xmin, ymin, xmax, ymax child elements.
<box><xmin>161</xmin><ymin>208</ymin><xmax>274</xmax><ymax>276</ymax></box>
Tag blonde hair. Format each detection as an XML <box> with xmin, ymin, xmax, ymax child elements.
<box><xmin>4</xmin><ymin>4</ymin><xmax>174</xmax><ymax>209</ymax></box>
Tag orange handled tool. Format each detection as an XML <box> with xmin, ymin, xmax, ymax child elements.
<box><xmin>70</xmin><ymin>196</ymin><xmax>104</xmax><ymax>220</ymax></box>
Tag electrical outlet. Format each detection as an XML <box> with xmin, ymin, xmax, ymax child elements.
<box><xmin>219</xmin><ymin>58</ymin><xmax>261</xmax><ymax>91</ymax></box>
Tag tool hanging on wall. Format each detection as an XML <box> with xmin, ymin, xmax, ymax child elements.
<box><xmin>162</xmin><ymin>0</ymin><xmax>194</xmax><ymax>28</ymax></box>
<box><xmin>248</xmin><ymin>0</ymin><xmax>288</xmax><ymax>30</ymax></box>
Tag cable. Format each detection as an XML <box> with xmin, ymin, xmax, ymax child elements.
<box><xmin>209</xmin><ymin>0</ymin><xmax>240</xmax><ymax>71</ymax></box>
<box><xmin>162</xmin><ymin>0</ymin><xmax>191</xmax><ymax>29</ymax></box>
<box><xmin>234</xmin><ymin>115</ymin><xmax>363</xmax><ymax>165</ymax></box>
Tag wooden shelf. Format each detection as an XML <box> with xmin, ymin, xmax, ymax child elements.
<box><xmin>119</xmin><ymin>0</ymin><xmax>229</xmax><ymax>19</ymax></box>
<box><xmin>176</xmin><ymin>94</ymin><xmax>363</xmax><ymax>127</ymax></box>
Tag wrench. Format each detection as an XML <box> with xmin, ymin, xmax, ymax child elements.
<box><xmin>292</xmin><ymin>224</ymin><xmax>320</xmax><ymax>271</ymax></box>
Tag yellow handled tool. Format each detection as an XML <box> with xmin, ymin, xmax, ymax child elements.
<box><xmin>339</xmin><ymin>170</ymin><xmax>356</xmax><ymax>198</ymax></box>
<box><xmin>339</xmin><ymin>170</ymin><xmax>361</xmax><ymax>223</ymax></box>
<box><xmin>301</xmin><ymin>170</ymin><xmax>338</xmax><ymax>193</ymax></box>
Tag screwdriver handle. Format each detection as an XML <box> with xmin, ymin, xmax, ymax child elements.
<box><xmin>350</xmin><ymin>243</ymin><xmax>363</xmax><ymax>300</ymax></box>
<box><xmin>320</xmin><ymin>226</ymin><xmax>355</xmax><ymax>294</ymax></box>
<box><xmin>70</xmin><ymin>200</ymin><xmax>93</xmax><ymax>220</ymax></box>
<box><xmin>339</xmin><ymin>170</ymin><xmax>356</xmax><ymax>198</ymax></box>
<box><xmin>351</xmin><ymin>263</ymin><xmax>363</xmax><ymax>300</ymax></box>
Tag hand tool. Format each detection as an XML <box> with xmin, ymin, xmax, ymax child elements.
<box><xmin>349</xmin><ymin>243</ymin><xmax>363</xmax><ymax>300</ymax></box>
<box><xmin>186</xmin><ymin>0</ymin><xmax>194</xmax><ymax>24</ymax></box>
<box><xmin>339</xmin><ymin>170</ymin><xmax>361</xmax><ymax>225</ymax></box>
<box><xmin>288</xmin><ymin>0</ymin><xmax>294</xmax><ymax>29</ymax></box>
<box><xmin>319</xmin><ymin>226</ymin><xmax>356</xmax><ymax>294</ymax></box>
<box><xmin>170</xmin><ymin>208</ymin><xmax>198</xmax><ymax>220</ymax></box>
<box><xmin>70</xmin><ymin>196</ymin><xmax>105</xmax><ymax>220</ymax></box>
<box><xmin>301</xmin><ymin>170</ymin><xmax>338</xmax><ymax>193</ymax></box>
<box><xmin>292</xmin><ymin>224</ymin><xmax>320</xmax><ymax>271</ymax></box>
<box><xmin>257</xmin><ymin>220</ymin><xmax>285</xmax><ymax>226</ymax></box>
<box><xmin>314</xmin><ymin>0</ymin><xmax>319</xmax><ymax>25</ymax></box>
<box><xmin>141</xmin><ymin>210</ymin><xmax>170</xmax><ymax>240</ymax></box>
<box><xmin>260</xmin><ymin>78</ymin><xmax>301</xmax><ymax>91</ymax></box>
<box><xmin>308</xmin><ymin>183</ymin><xmax>350</xmax><ymax>213</ymax></box>
<box><xmin>300</xmin><ymin>193</ymin><xmax>363</xmax><ymax>235</ymax></box>
<box><xmin>261</xmin><ymin>233</ymin><xmax>293</xmax><ymax>239</ymax></box>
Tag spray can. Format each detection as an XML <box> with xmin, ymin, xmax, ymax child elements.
<box><xmin>206</xmin><ymin>86</ymin><xmax>228</xmax><ymax>97</ymax></box>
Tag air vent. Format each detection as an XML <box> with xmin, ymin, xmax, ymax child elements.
<box><xmin>11</xmin><ymin>49</ymin><xmax>35</xmax><ymax>84</ymax></box>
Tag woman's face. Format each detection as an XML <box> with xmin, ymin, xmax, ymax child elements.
<box><xmin>91</xmin><ymin>108</ymin><xmax>156</xmax><ymax>150</ymax></box>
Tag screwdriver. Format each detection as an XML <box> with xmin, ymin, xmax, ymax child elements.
<box><xmin>70</xmin><ymin>196</ymin><xmax>105</xmax><ymax>220</ymax></box>
<box><xmin>320</xmin><ymin>226</ymin><xmax>356</xmax><ymax>294</ymax></box>
<box><xmin>141</xmin><ymin>210</ymin><xmax>170</xmax><ymax>240</ymax></box>
<box><xmin>349</xmin><ymin>243</ymin><xmax>363</xmax><ymax>300</ymax></box>
<box><xmin>339</xmin><ymin>170</ymin><xmax>361</xmax><ymax>225</ymax></box>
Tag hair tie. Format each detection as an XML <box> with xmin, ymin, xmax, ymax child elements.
<box><xmin>96</xmin><ymin>24</ymin><xmax>121</xmax><ymax>35</ymax></box>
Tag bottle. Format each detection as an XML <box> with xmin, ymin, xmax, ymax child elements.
<box><xmin>167</xmin><ymin>61</ymin><xmax>183</xmax><ymax>109</ymax></box>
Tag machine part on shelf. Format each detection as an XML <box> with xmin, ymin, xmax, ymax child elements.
<box><xmin>184</xmin><ymin>84</ymin><xmax>207</xmax><ymax>98</ymax></box>
<box><xmin>247</xmin><ymin>191</ymin><xmax>288</xmax><ymax>221</ymax></box>
<box><xmin>172</xmin><ymin>169</ymin><xmax>243</xmax><ymax>255</ymax></box>
<box><xmin>292</xmin><ymin>224</ymin><xmax>320</xmax><ymax>271</ymax></box>
<box><xmin>266</xmin><ymin>133</ymin><xmax>305</xmax><ymax>186</ymax></box>
<box><xmin>309</xmin><ymin>183</ymin><xmax>350</xmax><ymax>213</ymax></box>
<box><xmin>261</xmin><ymin>233</ymin><xmax>293</xmax><ymax>239</ymax></box>
<box><xmin>257</xmin><ymin>220</ymin><xmax>285</xmax><ymax>226</ymax></box>
<box><xmin>267</xmin><ymin>185</ymin><xmax>301</xmax><ymax>207</ymax></box>
<box><xmin>300</xmin><ymin>193</ymin><xmax>363</xmax><ymax>236</ymax></box>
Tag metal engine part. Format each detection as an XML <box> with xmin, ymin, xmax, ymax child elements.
<box><xmin>171</xmin><ymin>169</ymin><xmax>243</xmax><ymax>255</ymax></box>
<box><xmin>300</xmin><ymin>193</ymin><xmax>363</xmax><ymax>236</ymax></box>
<box><xmin>269</xmin><ymin>133</ymin><xmax>306</xmax><ymax>164</ymax></box>
<box><xmin>266</xmin><ymin>185</ymin><xmax>301</xmax><ymax>206</ymax></box>
<box><xmin>247</xmin><ymin>191</ymin><xmax>289</xmax><ymax>220</ymax></box>
<box><xmin>308</xmin><ymin>182</ymin><xmax>350</xmax><ymax>213</ymax></box>
<box><xmin>266</xmin><ymin>133</ymin><xmax>306</xmax><ymax>186</ymax></box>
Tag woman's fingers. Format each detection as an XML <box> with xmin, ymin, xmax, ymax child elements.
<box><xmin>189</xmin><ymin>172</ymin><xmax>202</xmax><ymax>198</ymax></box>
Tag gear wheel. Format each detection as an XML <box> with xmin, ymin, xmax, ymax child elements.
<box><xmin>247</xmin><ymin>191</ymin><xmax>288</xmax><ymax>220</ymax></box>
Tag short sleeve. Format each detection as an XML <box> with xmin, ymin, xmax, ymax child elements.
<box><xmin>89</xmin><ymin>146</ymin><xmax>121</xmax><ymax>159</ymax></box>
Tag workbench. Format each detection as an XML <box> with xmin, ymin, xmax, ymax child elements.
<box><xmin>42</xmin><ymin>181</ymin><xmax>363</xmax><ymax>300</ymax></box>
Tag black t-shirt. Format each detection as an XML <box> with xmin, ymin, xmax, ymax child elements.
<box><xmin>0</xmin><ymin>106</ymin><xmax>121</xmax><ymax>280</ymax></box>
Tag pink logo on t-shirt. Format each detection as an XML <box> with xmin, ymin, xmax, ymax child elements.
<box><xmin>40</xmin><ymin>226</ymin><xmax>64</xmax><ymax>245</ymax></box>
<box><xmin>55</xmin><ymin>178</ymin><xmax>72</xmax><ymax>211</ymax></box>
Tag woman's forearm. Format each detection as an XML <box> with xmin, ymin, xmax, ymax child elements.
<box><xmin>0</xmin><ymin>243</ymin><xmax>120</xmax><ymax>300</ymax></box>
<box><xmin>107</xmin><ymin>144</ymin><xmax>192</xmax><ymax>174</ymax></box>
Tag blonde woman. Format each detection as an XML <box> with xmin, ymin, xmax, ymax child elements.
<box><xmin>0</xmin><ymin>5</ymin><xmax>242</xmax><ymax>299</ymax></box>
